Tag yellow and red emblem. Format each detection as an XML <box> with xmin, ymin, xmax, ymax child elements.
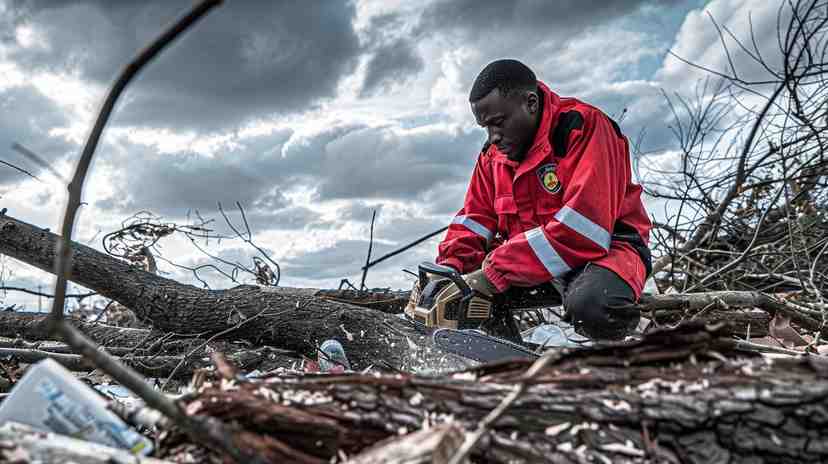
<box><xmin>537</xmin><ymin>163</ymin><xmax>561</xmax><ymax>194</ymax></box>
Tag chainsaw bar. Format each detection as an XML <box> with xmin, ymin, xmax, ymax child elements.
<box><xmin>432</xmin><ymin>328</ymin><xmax>540</xmax><ymax>363</ymax></box>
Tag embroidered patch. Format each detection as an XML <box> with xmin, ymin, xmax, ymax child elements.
<box><xmin>537</xmin><ymin>163</ymin><xmax>561</xmax><ymax>194</ymax></box>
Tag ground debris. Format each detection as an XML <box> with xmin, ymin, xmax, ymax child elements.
<box><xmin>148</xmin><ymin>322</ymin><xmax>828</xmax><ymax>463</ymax></box>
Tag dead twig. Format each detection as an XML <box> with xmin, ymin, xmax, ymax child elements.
<box><xmin>160</xmin><ymin>304</ymin><xmax>279</xmax><ymax>390</ymax></box>
<box><xmin>0</xmin><ymin>286</ymin><xmax>96</xmax><ymax>301</ymax></box>
<box><xmin>0</xmin><ymin>158</ymin><xmax>40</xmax><ymax>182</ymax></box>
<box><xmin>361</xmin><ymin>226</ymin><xmax>448</xmax><ymax>271</ymax></box>
<box><xmin>359</xmin><ymin>209</ymin><xmax>377</xmax><ymax>292</ymax></box>
<box><xmin>11</xmin><ymin>143</ymin><xmax>66</xmax><ymax>182</ymax></box>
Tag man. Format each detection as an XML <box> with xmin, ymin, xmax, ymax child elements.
<box><xmin>422</xmin><ymin>59</ymin><xmax>652</xmax><ymax>340</ymax></box>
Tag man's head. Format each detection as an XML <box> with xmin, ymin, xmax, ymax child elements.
<box><xmin>469</xmin><ymin>59</ymin><xmax>542</xmax><ymax>162</ymax></box>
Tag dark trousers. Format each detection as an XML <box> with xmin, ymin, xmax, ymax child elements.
<box><xmin>499</xmin><ymin>263</ymin><xmax>640</xmax><ymax>340</ymax></box>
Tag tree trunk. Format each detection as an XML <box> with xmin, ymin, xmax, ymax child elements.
<box><xmin>0</xmin><ymin>214</ymin><xmax>462</xmax><ymax>371</ymax></box>
<box><xmin>166</xmin><ymin>324</ymin><xmax>828</xmax><ymax>464</ymax></box>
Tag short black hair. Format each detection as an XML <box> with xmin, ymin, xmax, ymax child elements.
<box><xmin>469</xmin><ymin>59</ymin><xmax>537</xmax><ymax>102</ymax></box>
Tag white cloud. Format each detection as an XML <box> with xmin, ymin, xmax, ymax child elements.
<box><xmin>658</xmin><ymin>0</ymin><xmax>786</xmax><ymax>88</ymax></box>
<box><xmin>0</xmin><ymin>0</ymin><xmax>790</xmax><ymax>308</ymax></box>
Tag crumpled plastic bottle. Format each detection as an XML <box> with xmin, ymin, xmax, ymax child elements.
<box><xmin>318</xmin><ymin>339</ymin><xmax>351</xmax><ymax>372</ymax></box>
<box><xmin>523</xmin><ymin>323</ymin><xmax>589</xmax><ymax>348</ymax></box>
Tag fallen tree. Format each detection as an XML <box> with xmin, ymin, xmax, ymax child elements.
<box><xmin>2</xmin><ymin>211</ymin><xmax>824</xmax><ymax>367</ymax></box>
<box><xmin>0</xmin><ymin>212</ymin><xmax>464</xmax><ymax>372</ymax></box>
<box><xmin>3</xmin><ymin>208</ymin><xmax>826</xmax><ymax>462</ymax></box>
<box><xmin>0</xmin><ymin>1</ymin><xmax>823</xmax><ymax>462</ymax></box>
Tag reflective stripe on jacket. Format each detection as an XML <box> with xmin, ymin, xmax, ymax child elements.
<box><xmin>437</xmin><ymin>81</ymin><xmax>652</xmax><ymax>298</ymax></box>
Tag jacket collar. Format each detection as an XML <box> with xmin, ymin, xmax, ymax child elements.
<box><xmin>492</xmin><ymin>81</ymin><xmax>561</xmax><ymax>178</ymax></box>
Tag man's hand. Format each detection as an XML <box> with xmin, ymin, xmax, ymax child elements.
<box><xmin>463</xmin><ymin>268</ymin><xmax>498</xmax><ymax>297</ymax></box>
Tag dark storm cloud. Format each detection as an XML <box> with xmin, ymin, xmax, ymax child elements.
<box><xmin>313</xmin><ymin>125</ymin><xmax>483</xmax><ymax>201</ymax></box>
<box><xmin>281</xmin><ymin>239</ymin><xmax>398</xmax><ymax>280</ymax></box>
<box><xmin>7</xmin><ymin>0</ymin><xmax>362</xmax><ymax>131</ymax></box>
<box><xmin>338</xmin><ymin>201</ymin><xmax>385</xmax><ymax>222</ymax></box>
<box><xmin>94</xmin><ymin>128</ymin><xmax>294</xmax><ymax>216</ymax></box>
<box><xmin>94</xmin><ymin>121</ymin><xmax>483</xmax><ymax>219</ymax></box>
<box><xmin>372</xmin><ymin>215</ymin><xmax>450</xmax><ymax>245</ymax></box>
<box><xmin>108</xmin><ymin>156</ymin><xmax>273</xmax><ymax>215</ymax></box>
<box><xmin>421</xmin><ymin>0</ymin><xmax>654</xmax><ymax>37</ymax></box>
<box><xmin>244</xmin><ymin>206</ymin><xmax>321</xmax><ymax>231</ymax></box>
<box><xmin>0</xmin><ymin>85</ymin><xmax>75</xmax><ymax>184</ymax></box>
<box><xmin>358</xmin><ymin>11</ymin><xmax>425</xmax><ymax>97</ymax></box>
<box><xmin>280</xmin><ymin>232</ymin><xmax>446</xmax><ymax>284</ymax></box>
<box><xmin>360</xmin><ymin>38</ymin><xmax>424</xmax><ymax>97</ymax></box>
<box><xmin>420</xmin><ymin>182</ymin><xmax>467</xmax><ymax>216</ymax></box>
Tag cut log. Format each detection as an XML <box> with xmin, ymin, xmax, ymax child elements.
<box><xmin>0</xmin><ymin>214</ymin><xmax>464</xmax><ymax>371</ymax></box>
<box><xmin>166</xmin><ymin>324</ymin><xmax>828</xmax><ymax>464</ymax></box>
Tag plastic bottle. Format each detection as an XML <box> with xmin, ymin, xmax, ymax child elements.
<box><xmin>318</xmin><ymin>339</ymin><xmax>351</xmax><ymax>372</ymax></box>
<box><xmin>0</xmin><ymin>358</ymin><xmax>153</xmax><ymax>455</ymax></box>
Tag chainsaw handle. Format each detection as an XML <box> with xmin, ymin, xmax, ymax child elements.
<box><xmin>418</xmin><ymin>262</ymin><xmax>472</xmax><ymax>297</ymax></box>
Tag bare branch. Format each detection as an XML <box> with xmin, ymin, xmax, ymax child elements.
<box><xmin>0</xmin><ymin>158</ymin><xmax>40</xmax><ymax>182</ymax></box>
<box><xmin>359</xmin><ymin>209</ymin><xmax>377</xmax><ymax>292</ymax></box>
<box><xmin>0</xmin><ymin>286</ymin><xmax>96</xmax><ymax>301</ymax></box>
<box><xmin>41</xmin><ymin>1</ymin><xmax>266</xmax><ymax>462</ymax></box>
<box><xmin>11</xmin><ymin>142</ymin><xmax>64</xmax><ymax>181</ymax></box>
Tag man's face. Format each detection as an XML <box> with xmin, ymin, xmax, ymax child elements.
<box><xmin>471</xmin><ymin>88</ymin><xmax>539</xmax><ymax>162</ymax></box>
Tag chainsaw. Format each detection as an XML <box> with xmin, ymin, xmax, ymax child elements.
<box><xmin>404</xmin><ymin>262</ymin><xmax>568</xmax><ymax>362</ymax></box>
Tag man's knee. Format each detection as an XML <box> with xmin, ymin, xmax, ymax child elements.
<box><xmin>564</xmin><ymin>265</ymin><xmax>640</xmax><ymax>340</ymax></box>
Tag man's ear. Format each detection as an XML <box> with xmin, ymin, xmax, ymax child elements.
<box><xmin>526</xmin><ymin>91</ymin><xmax>539</xmax><ymax>114</ymax></box>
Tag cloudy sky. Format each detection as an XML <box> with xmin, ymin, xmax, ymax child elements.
<box><xmin>0</xmin><ymin>0</ymin><xmax>788</xmax><ymax>308</ymax></box>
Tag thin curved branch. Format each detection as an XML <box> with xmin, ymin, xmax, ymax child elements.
<box><xmin>42</xmin><ymin>1</ymin><xmax>264</xmax><ymax>463</ymax></box>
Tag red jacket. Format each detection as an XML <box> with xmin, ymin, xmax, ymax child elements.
<box><xmin>437</xmin><ymin>82</ymin><xmax>652</xmax><ymax>298</ymax></box>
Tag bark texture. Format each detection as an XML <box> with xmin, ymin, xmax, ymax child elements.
<box><xmin>0</xmin><ymin>311</ymin><xmax>153</xmax><ymax>347</ymax></box>
<box><xmin>0</xmin><ymin>214</ymin><xmax>461</xmax><ymax>371</ymax></box>
<box><xmin>162</xmin><ymin>324</ymin><xmax>828</xmax><ymax>464</ymax></box>
<box><xmin>346</xmin><ymin>424</ymin><xmax>465</xmax><ymax>463</ymax></box>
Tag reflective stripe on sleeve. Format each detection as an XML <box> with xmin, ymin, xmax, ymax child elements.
<box><xmin>452</xmin><ymin>215</ymin><xmax>493</xmax><ymax>241</ymax></box>
<box><xmin>555</xmin><ymin>206</ymin><xmax>611</xmax><ymax>250</ymax></box>
<box><xmin>525</xmin><ymin>227</ymin><xmax>571</xmax><ymax>277</ymax></box>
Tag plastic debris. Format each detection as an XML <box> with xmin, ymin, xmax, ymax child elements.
<box><xmin>0</xmin><ymin>358</ymin><xmax>153</xmax><ymax>455</ymax></box>
<box><xmin>318</xmin><ymin>339</ymin><xmax>351</xmax><ymax>372</ymax></box>
<box><xmin>523</xmin><ymin>323</ymin><xmax>590</xmax><ymax>348</ymax></box>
